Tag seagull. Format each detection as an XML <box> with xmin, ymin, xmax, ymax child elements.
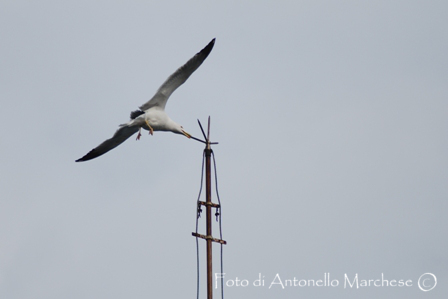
<box><xmin>76</xmin><ymin>38</ymin><xmax>215</xmax><ymax>162</ymax></box>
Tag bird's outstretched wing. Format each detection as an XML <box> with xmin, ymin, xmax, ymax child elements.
<box><xmin>139</xmin><ymin>38</ymin><xmax>215</xmax><ymax>111</ymax></box>
<box><xmin>76</xmin><ymin>124</ymin><xmax>140</xmax><ymax>162</ymax></box>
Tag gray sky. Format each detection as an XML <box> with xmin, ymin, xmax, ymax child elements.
<box><xmin>1</xmin><ymin>1</ymin><xmax>447</xmax><ymax>298</ymax></box>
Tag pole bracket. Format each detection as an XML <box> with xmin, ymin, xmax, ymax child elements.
<box><xmin>198</xmin><ymin>201</ymin><xmax>220</xmax><ymax>208</ymax></box>
<box><xmin>192</xmin><ymin>232</ymin><xmax>227</xmax><ymax>245</ymax></box>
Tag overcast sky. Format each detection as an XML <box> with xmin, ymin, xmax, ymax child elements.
<box><xmin>1</xmin><ymin>1</ymin><xmax>447</xmax><ymax>298</ymax></box>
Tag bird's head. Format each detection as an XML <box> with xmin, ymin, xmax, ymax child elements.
<box><xmin>168</xmin><ymin>120</ymin><xmax>191</xmax><ymax>138</ymax></box>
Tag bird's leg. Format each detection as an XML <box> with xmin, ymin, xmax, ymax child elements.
<box><xmin>145</xmin><ymin>119</ymin><xmax>154</xmax><ymax>136</ymax></box>
<box><xmin>136</xmin><ymin>128</ymin><xmax>142</xmax><ymax>140</ymax></box>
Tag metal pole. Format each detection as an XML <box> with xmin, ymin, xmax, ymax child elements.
<box><xmin>205</xmin><ymin>145</ymin><xmax>213</xmax><ymax>299</ymax></box>
<box><xmin>191</xmin><ymin>117</ymin><xmax>226</xmax><ymax>299</ymax></box>
<box><xmin>205</xmin><ymin>116</ymin><xmax>213</xmax><ymax>299</ymax></box>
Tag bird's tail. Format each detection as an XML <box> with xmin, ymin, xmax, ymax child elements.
<box><xmin>130</xmin><ymin>110</ymin><xmax>145</xmax><ymax>119</ymax></box>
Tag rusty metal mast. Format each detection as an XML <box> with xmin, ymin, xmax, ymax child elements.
<box><xmin>192</xmin><ymin>117</ymin><xmax>226</xmax><ymax>299</ymax></box>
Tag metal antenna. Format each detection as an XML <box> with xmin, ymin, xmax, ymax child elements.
<box><xmin>198</xmin><ymin>119</ymin><xmax>207</xmax><ymax>140</ymax></box>
<box><xmin>192</xmin><ymin>117</ymin><xmax>226</xmax><ymax>299</ymax></box>
<box><xmin>190</xmin><ymin>119</ymin><xmax>219</xmax><ymax>145</ymax></box>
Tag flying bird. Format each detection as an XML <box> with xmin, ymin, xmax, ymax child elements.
<box><xmin>76</xmin><ymin>38</ymin><xmax>215</xmax><ymax>162</ymax></box>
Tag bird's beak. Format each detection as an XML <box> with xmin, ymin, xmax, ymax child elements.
<box><xmin>182</xmin><ymin>129</ymin><xmax>192</xmax><ymax>139</ymax></box>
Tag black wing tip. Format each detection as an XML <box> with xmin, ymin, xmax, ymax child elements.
<box><xmin>75</xmin><ymin>156</ymin><xmax>90</xmax><ymax>162</ymax></box>
<box><xmin>75</xmin><ymin>149</ymin><xmax>99</xmax><ymax>162</ymax></box>
<box><xmin>75</xmin><ymin>156</ymin><xmax>89</xmax><ymax>162</ymax></box>
<box><xmin>199</xmin><ymin>38</ymin><xmax>216</xmax><ymax>57</ymax></box>
<box><xmin>207</xmin><ymin>38</ymin><xmax>216</xmax><ymax>48</ymax></box>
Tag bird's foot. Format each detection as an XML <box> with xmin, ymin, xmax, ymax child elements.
<box><xmin>145</xmin><ymin>120</ymin><xmax>154</xmax><ymax>136</ymax></box>
<box><xmin>136</xmin><ymin>128</ymin><xmax>142</xmax><ymax>140</ymax></box>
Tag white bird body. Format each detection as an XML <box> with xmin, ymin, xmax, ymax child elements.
<box><xmin>129</xmin><ymin>109</ymin><xmax>182</xmax><ymax>134</ymax></box>
<box><xmin>76</xmin><ymin>38</ymin><xmax>215</xmax><ymax>162</ymax></box>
